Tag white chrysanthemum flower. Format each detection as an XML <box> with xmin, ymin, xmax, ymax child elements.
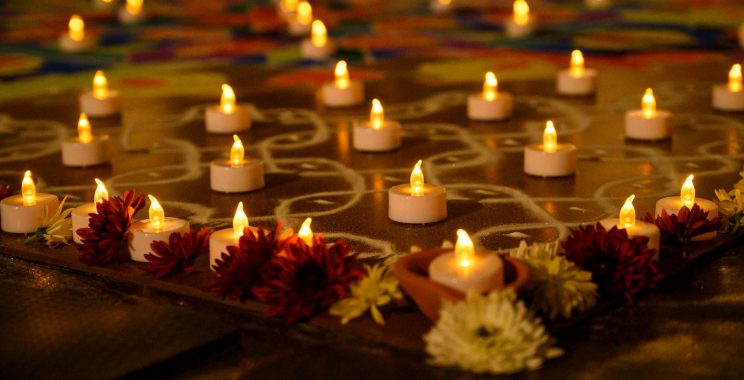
<box><xmin>424</xmin><ymin>290</ymin><xmax>563</xmax><ymax>375</ymax></box>
<box><xmin>505</xmin><ymin>240</ymin><xmax>597</xmax><ymax>319</ymax></box>
<box><xmin>330</xmin><ymin>263</ymin><xmax>403</xmax><ymax>325</ymax></box>
<box><xmin>25</xmin><ymin>196</ymin><xmax>73</xmax><ymax>247</ymax></box>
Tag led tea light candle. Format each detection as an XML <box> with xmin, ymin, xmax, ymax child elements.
<box><xmin>557</xmin><ymin>50</ymin><xmax>597</xmax><ymax>96</ymax></box>
<box><xmin>524</xmin><ymin>120</ymin><xmax>577</xmax><ymax>177</ymax></box>
<box><xmin>1</xmin><ymin>171</ymin><xmax>59</xmax><ymax>233</ymax></box>
<box><xmin>277</xmin><ymin>0</ymin><xmax>299</xmax><ymax>20</ymax></box>
<box><xmin>209</xmin><ymin>202</ymin><xmax>258</xmax><ymax>270</ymax></box>
<box><xmin>298</xmin><ymin>217</ymin><xmax>313</xmax><ymax>246</ymax></box>
<box><xmin>300</xmin><ymin>20</ymin><xmax>336</xmax><ymax>60</ymax></box>
<box><xmin>599</xmin><ymin>195</ymin><xmax>661</xmax><ymax>258</ymax></box>
<box><xmin>205</xmin><ymin>84</ymin><xmax>251</xmax><ymax>134</ymax></box>
<box><xmin>288</xmin><ymin>1</ymin><xmax>312</xmax><ymax>36</ymax></box>
<box><xmin>322</xmin><ymin>61</ymin><xmax>365</xmax><ymax>107</ymax></box>
<box><xmin>655</xmin><ymin>175</ymin><xmax>718</xmax><ymax>241</ymax></box>
<box><xmin>118</xmin><ymin>0</ymin><xmax>146</xmax><ymax>24</ymax></box>
<box><xmin>210</xmin><ymin>135</ymin><xmax>265</xmax><ymax>193</ymax></box>
<box><xmin>61</xmin><ymin>113</ymin><xmax>112</xmax><ymax>167</ymax></box>
<box><xmin>467</xmin><ymin>71</ymin><xmax>513</xmax><ymax>121</ymax></box>
<box><xmin>79</xmin><ymin>70</ymin><xmax>121</xmax><ymax>117</ymax></box>
<box><xmin>428</xmin><ymin>229</ymin><xmax>504</xmax><ymax>293</ymax></box>
<box><xmin>505</xmin><ymin>0</ymin><xmax>537</xmax><ymax>39</ymax></box>
<box><xmin>712</xmin><ymin>64</ymin><xmax>744</xmax><ymax>112</ymax></box>
<box><xmin>388</xmin><ymin>160</ymin><xmax>447</xmax><ymax>224</ymax></box>
<box><xmin>625</xmin><ymin>88</ymin><xmax>672</xmax><ymax>141</ymax></box>
<box><xmin>430</xmin><ymin>0</ymin><xmax>453</xmax><ymax>15</ymax></box>
<box><xmin>353</xmin><ymin>99</ymin><xmax>401</xmax><ymax>152</ymax></box>
<box><xmin>128</xmin><ymin>195</ymin><xmax>190</xmax><ymax>262</ymax></box>
<box><xmin>58</xmin><ymin>15</ymin><xmax>95</xmax><ymax>53</ymax></box>
<box><xmin>71</xmin><ymin>178</ymin><xmax>108</xmax><ymax>244</ymax></box>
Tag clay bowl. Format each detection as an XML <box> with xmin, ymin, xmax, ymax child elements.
<box><xmin>393</xmin><ymin>248</ymin><xmax>530</xmax><ymax>322</ymax></box>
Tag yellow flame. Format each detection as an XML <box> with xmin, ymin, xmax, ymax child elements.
<box><xmin>370</xmin><ymin>99</ymin><xmax>384</xmax><ymax>129</ymax></box>
<box><xmin>281</xmin><ymin>0</ymin><xmax>299</xmax><ymax>12</ymax></box>
<box><xmin>455</xmin><ymin>229</ymin><xmax>475</xmax><ymax>269</ymax></box>
<box><xmin>68</xmin><ymin>15</ymin><xmax>85</xmax><ymax>42</ymax></box>
<box><xmin>619</xmin><ymin>194</ymin><xmax>636</xmax><ymax>229</ymax></box>
<box><xmin>148</xmin><ymin>194</ymin><xmax>164</xmax><ymax>231</ymax></box>
<box><xmin>439</xmin><ymin>0</ymin><xmax>452</xmax><ymax>5</ymax></box>
<box><xmin>233</xmin><ymin>201</ymin><xmax>249</xmax><ymax>236</ymax></box>
<box><xmin>93</xmin><ymin>178</ymin><xmax>108</xmax><ymax>204</ymax></box>
<box><xmin>92</xmin><ymin>70</ymin><xmax>109</xmax><ymax>99</ymax></box>
<box><xmin>334</xmin><ymin>60</ymin><xmax>350</xmax><ymax>89</ymax></box>
<box><xmin>570</xmin><ymin>49</ymin><xmax>585</xmax><ymax>77</ymax></box>
<box><xmin>642</xmin><ymin>88</ymin><xmax>656</xmax><ymax>119</ymax></box>
<box><xmin>230</xmin><ymin>134</ymin><xmax>245</xmax><ymax>167</ymax></box>
<box><xmin>126</xmin><ymin>0</ymin><xmax>143</xmax><ymax>15</ymax></box>
<box><xmin>311</xmin><ymin>20</ymin><xmax>327</xmax><ymax>47</ymax></box>
<box><xmin>410</xmin><ymin>160</ymin><xmax>425</xmax><ymax>196</ymax></box>
<box><xmin>78</xmin><ymin>113</ymin><xmax>93</xmax><ymax>144</ymax></box>
<box><xmin>513</xmin><ymin>0</ymin><xmax>530</xmax><ymax>26</ymax></box>
<box><xmin>298</xmin><ymin>217</ymin><xmax>313</xmax><ymax>246</ymax></box>
<box><xmin>543</xmin><ymin>120</ymin><xmax>557</xmax><ymax>153</ymax></box>
<box><xmin>729</xmin><ymin>64</ymin><xmax>742</xmax><ymax>92</ymax></box>
<box><xmin>21</xmin><ymin>170</ymin><xmax>36</xmax><ymax>206</ymax></box>
<box><xmin>483</xmin><ymin>71</ymin><xmax>498</xmax><ymax>101</ymax></box>
<box><xmin>220</xmin><ymin>84</ymin><xmax>236</xmax><ymax>114</ymax></box>
<box><xmin>681</xmin><ymin>174</ymin><xmax>695</xmax><ymax>208</ymax></box>
<box><xmin>296</xmin><ymin>1</ymin><xmax>312</xmax><ymax>25</ymax></box>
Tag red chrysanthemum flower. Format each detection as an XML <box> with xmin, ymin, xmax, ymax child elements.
<box><xmin>252</xmin><ymin>235</ymin><xmax>366</xmax><ymax>323</ymax></box>
<box><xmin>77</xmin><ymin>190</ymin><xmax>146</xmax><ymax>266</ymax></box>
<box><xmin>143</xmin><ymin>228</ymin><xmax>211</xmax><ymax>278</ymax></box>
<box><xmin>643</xmin><ymin>204</ymin><xmax>719</xmax><ymax>246</ymax></box>
<box><xmin>562</xmin><ymin>223</ymin><xmax>661</xmax><ymax>303</ymax></box>
<box><xmin>0</xmin><ymin>185</ymin><xmax>12</xmax><ymax>202</ymax></box>
<box><xmin>208</xmin><ymin>223</ymin><xmax>295</xmax><ymax>303</ymax></box>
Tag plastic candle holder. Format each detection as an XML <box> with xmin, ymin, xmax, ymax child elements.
<box><xmin>209</xmin><ymin>202</ymin><xmax>258</xmax><ymax>270</ymax></box>
<box><xmin>428</xmin><ymin>229</ymin><xmax>504</xmax><ymax>293</ymax></box>
<box><xmin>598</xmin><ymin>194</ymin><xmax>661</xmax><ymax>260</ymax></box>
<box><xmin>712</xmin><ymin>64</ymin><xmax>744</xmax><ymax>112</ymax></box>
<box><xmin>654</xmin><ymin>175</ymin><xmax>718</xmax><ymax>241</ymax></box>
<box><xmin>322</xmin><ymin>61</ymin><xmax>365</xmax><ymax>107</ymax></box>
<box><xmin>210</xmin><ymin>135</ymin><xmax>265</xmax><ymax>193</ymax></box>
<box><xmin>388</xmin><ymin>160</ymin><xmax>447</xmax><ymax>224</ymax></box>
<box><xmin>118</xmin><ymin>0</ymin><xmax>146</xmax><ymax>24</ymax></box>
<box><xmin>71</xmin><ymin>179</ymin><xmax>108</xmax><ymax>243</ymax></box>
<box><xmin>625</xmin><ymin>88</ymin><xmax>672</xmax><ymax>141</ymax></box>
<box><xmin>300</xmin><ymin>20</ymin><xmax>336</xmax><ymax>60</ymax></box>
<box><xmin>523</xmin><ymin>120</ymin><xmax>577</xmax><ymax>177</ymax></box>
<box><xmin>58</xmin><ymin>15</ymin><xmax>96</xmax><ymax>53</ymax></box>
<box><xmin>61</xmin><ymin>113</ymin><xmax>112</xmax><ymax>167</ymax></box>
<box><xmin>288</xmin><ymin>1</ymin><xmax>312</xmax><ymax>36</ymax></box>
<box><xmin>0</xmin><ymin>171</ymin><xmax>59</xmax><ymax>233</ymax></box>
<box><xmin>504</xmin><ymin>0</ymin><xmax>537</xmax><ymax>38</ymax></box>
<box><xmin>128</xmin><ymin>195</ymin><xmax>190</xmax><ymax>262</ymax></box>
<box><xmin>467</xmin><ymin>71</ymin><xmax>513</xmax><ymax>121</ymax></box>
<box><xmin>206</xmin><ymin>84</ymin><xmax>252</xmax><ymax>134</ymax></box>
<box><xmin>353</xmin><ymin>99</ymin><xmax>401</xmax><ymax>152</ymax></box>
<box><xmin>557</xmin><ymin>50</ymin><xmax>597</xmax><ymax>96</ymax></box>
<box><xmin>80</xmin><ymin>70</ymin><xmax>121</xmax><ymax>117</ymax></box>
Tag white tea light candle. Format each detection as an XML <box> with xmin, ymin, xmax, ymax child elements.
<box><xmin>206</xmin><ymin>84</ymin><xmax>251</xmax><ymax>134</ymax></box>
<box><xmin>353</xmin><ymin>99</ymin><xmax>401</xmax><ymax>152</ymax></box>
<box><xmin>80</xmin><ymin>70</ymin><xmax>121</xmax><ymax>117</ymax></box>
<box><xmin>505</xmin><ymin>0</ymin><xmax>537</xmax><ymax>38</ymax></box>
<box><xmin>210</xmin><ymin>135</ymin><xmax>265</xmax><ymax>193</ymax></box>
<box><xmin>712</xmin><ymin>64</ymin><xmax>744</xmax><ymax>111</ymax></box>
<box><xmin>128</xmin><ymin>195</ymin><xmax>190</xmax><ymax>262</ymax></box>
<box><xmin>300</xmin><ymin>20</ymin><xmax>336</xmax><ymax>60</ymax></box>
<box><xmin>58</xmin><ymin>15</ymin><xmax>95</xmax><ymax>53</ymax></box>
<box><xmin>467</xmin><ymin>71</ymin><xmax>513</xmax><ymax>121</ymax></box>
<box><xmin>388</xmin><ymin>160</ymin><xmax>447</xmax><ymax>224</ymax></box>
<box><xmin>71</xmin><ymin>178</ymin><xmax>108</xmax><ymax>243</ymax></box>
<box><xmin>557</xmin><ymin>50</ymin><xmax>597</xmax><ymax>96</ymax></box>
<box><xmin>524</xmin><ymin>120</ymin><xmax>577</xmax><ymax>177</ymax></box>
<box><xmin>599</xmin><ymin>194</ymin><xmax>661</xmax><ymax>260</ymax></box>
<box><xmin>118</xmin><ymin>0</ymin><xmax>146</xmax><ymax>24</ymax></box>
<box><xmin>61</xmin><ymin>113</ymin><xmax>112</xmax><ymax>167</ymax></box>
<box><xmin>0</xmin><ymin>171</ymin><xmax>59</xmax><ymax>233</ymax></box>
<box><xmin>277</xmin><ymin>0</ymin><xmax>299</xmax><ymax>20</ymax></box>
<box><xmin>209</xmin><ymin>202</ymin><xmax>257</xmax><ymax>270</ymax></box>
<box><xmin>322</xmin><ymin>61</ymin><xmax>365</xmax><ymax>107</ymax></box>
<box><xmin>429</xmin><ymin>229</ymin><xmax>504</xmax><ymax>293</ymax></box>
<box><xmin>288</xmin><ymin>1</ymin><xmax>312</xmax><ymax>36</ymax></box>
<box><xmin>625</xmin><ymin>88</ymin><xmax>672</xmax><ymax>141</ymax></box>
<box><xmin>655</xmin><ymin>175</ymin><xmax>718</xmax><ymax>241</ymax></box>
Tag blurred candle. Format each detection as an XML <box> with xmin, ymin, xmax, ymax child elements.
<box><xmin>467</xmin><ymin>71</ymin><xmax>513</xmax><ymax>120</ymax></box>
<box><xmin>557</xmin><ymin>50</ymin><xmax>597</xmax><ymax>96</ymax></box>
<box><xmin>353</xmin><ymin>99</ymin><xmax>401</xmax><ymax>152</ymax></box>
<box><xmin>61</xmin><ymin>113</ymin><xmax>112</xmax><ymax>167</ymax></box>
<box><xmin>712</xmin><ymin>64</ymin><xmax>744</xmax><ymax>111</ymax></box>
<box><xmin>524</xmin><ymin>120</ymin><xmax>577</xmax><ymax>177</ymax></box>
<box><xmin>300</xmin><ymin>20</ymin><xmax>336</xmax><ymax>60</ymax></box>
<box><xmin>322</xmin><ymin>60</ymin><xmax>365</xmax><ymax>107</ymax></box>
<box><xmin>206</xmin><ymin>84</ymin><xmax>251</xmax><ymax>133</ymax></box>
<box><xmin>625</xmin><ymin>88</ymin><xmax>672</xmax><ymax>140</ymax></box>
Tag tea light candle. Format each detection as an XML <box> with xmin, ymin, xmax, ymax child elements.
<box><xmin>712</xmin><ymin>64</ymin><xmax>744</xmax><ymax>111</ymax></box>
<box><xmin>625</xmin><ymin>88</ymin><xmax>672</xmax><ymax>141</ymax></box>
<box><xmin>585</xmin><ymin>0</ymin><xmax>612</xmax><ymax>9</ymax></box>
<box><xmin>209</xmin><ymin>202</ymin><xmax>257</xmax><ymax>270</ymax></box>
<box><xmin>353</xmin><ymin>99</ymin><xmax>401</xmax><ymax>152</ymax></box>
<box><xmin>557</xmin><ymin>50</ymin><xmax>597</xmax><ymax>96</ymax></box>
<box><xmin>504</xmin><ymin>0</ymin><xmax>537</xmax><ymax>39</ymax></box>
<box><xmin>80</xmin><ymin>70</ymin><xmax>121</xmax><ymax>117</ymax></box>
<box><xmin>61</xmin><ymin>113</ymin><xmax>112</xmax><ymax>167</ymax></box>
<box><xmin>599</xmin><ymin>195</ymin><xmax>661</xmax><ymax>259</ymax></box>
<box><xmin>655</xmin><ymin>175</ymin><xmax>718</xmax><ymax>241</ymax></box>
<box><xmin>300</xmin><ymin>20</ymin><xmax>336</xmax><ymax>60</ymax></box>
<box><xmin>322</xmin><ymin>61</ymin><xmax>365</xmax><ymax>107</ymax></box>
<box><xmin>210</xmin><ymin>135</ymin><xmax>265</xmax><ymax>193</ymax></box>
<box><xmin>524</xmin><ymin>120</ymin><xmax>577</xmax><ymax>177</ymax></box>
<box><xmin>388</xmin><ymin>160</ymin><xmax>447</xmax><ymax>224</ymax></box>
<box><xmin>206</xmin><ymin>84</ymin><xmax>251</xmax><ymax>134</ymax></box>
<box><xmin>93</xmin><ymin>0</ymin><xmax>116</xmax><ymax>10</ymax></box>
<box><xmin>467</xmin><ymin>71</ymin><xmax>513</xmax><ymax>121</ymax></box>
<box><xmin>430</xmin><ymin>0</ymin><xmax>453</xmax><ymax>15</ymax></box>
<box><xmin>288</xmin><ymin>1</ymin><xmax>312</xmax><ymax>36</ymax></box>
<box><xmin>277</xmin><ymin>0</ymin><xmax>299</xmax><ymax>20</ymax></box>
<box><xmin>429</xmin><ymin>229</ymin><xmax>504</xmax><ymax>293</ymax></box>
<box><xmin>118</xmin><ymin>0</ymin><xmax>146</xmax><ymax>24</ymax></box>
<box><xmin>0</xmin><ymin>171</ymin><xmax>59</xmax><ymax>233</ymax></box>
<box><xmin>71</xmin><ymin>178</ymin><xmax>108</xmax><ymax>243</ymax></box>
<box><xmin>58</xmin><ymin>15</ymin><xmax>95</xmax><ymax>53</ymax></box>
<box><xmin>128</xmin><ymin>195</ymin><xmax>190</xmax><ymax>262</ymax></box>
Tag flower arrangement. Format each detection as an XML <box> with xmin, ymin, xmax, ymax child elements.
<box><xmin>143</xmin><ymin>228</ymin><xmax>211</xmax><ymax>278</ymax></box>
<box><xmin>330</xmin><ymin>262</ymin><xmax>403</xmax><ymax>325</ymax></box>
<box><xmin>643</xmin><ymin>204</ymin><xmax>719</xmax><ymax>247</ymax></box>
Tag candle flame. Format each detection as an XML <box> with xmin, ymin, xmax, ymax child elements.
<box><xmin>298</xmin><ymin>217</ymin><xmax>313</xmax><ymax>246</ymax></box>
<box><xmin>148</xmin><ymin>194</ymin><xmax>164</xmax><ymax>231</ymax></box>
<box><xmin>21</xmin><ymin>170</ymin><xmax>36</xmax><ymax>206</ymax></box>
<box><xmin>233</xmin><ymin>201</ymin><xmax>249</xmax><ymax>236</ymax></box>
<box><xmin>68</xmin><ymin>15</ymin><xmax>85</xmax><ymax>42</ymax></box>
<box><xmin>311</xmin><ymin>20</ymin><xmax>327</xmax><ymax>47</ymax></box>
<box><xmin>296</xmin><ymin>1</ymin><xmax>312</xmax><ymax>25</ymax></box>
<box><xmin>729</xmin><ymin>64</ymin><xmax>742</xmax><ymax>93</ymax></box>
<box><xmin>681</xmin><ymin>174</ymin><xmax>695</xmax><ymax>208</ymax></box>
<box><xmin>230</xmin><ymin>134</ymin><xmax>245</xmax><ymax>167</ymax></box>
<box><xmin>410</xmin><ymin>160</ymin><xmax>425</xmax><ymax>196</ymax></box>
<box><xmin>543</xmin><ymin>120</ymin><xmax>557</xmax><ymax>153</ymax></box>
<box><xmin>334</xmin><ymin>60</ymin><xmax>350</xmax><ymax>89</ymax></box>
<box><xmin>642</xmin><ymin>88</ymin><xmax>656</xmax><ymax>119</ymax></box>
<box><xmin>126</xmin><ymin>0</ymin><xmax>143</xmax><ymax>15</ymax></box>
<box><xmin>570</xmin><ymin>50</ymin><xmax>585</xmax><ymax>78</ymax></box>
<box><xmin>92</xmin><ymin>70</ymin><xmax>109</xmax><ymax>100</ymax></box>
<box><xmin>619</xmin><ymin>194</ymin><xmax>636</xmax><ymax>229</ymax></box>
<box><xmin>370</xmin><ymin>99</ymin><xmax>384</xmax><ymax>129</ymax></box>
<box><xmin>438</xmin><ymin>0</ymin><xmax>452</xmax><ymax>5</ymax></box>
<box><xmin>93</xmin><ymin>178</ymin><xmax>109</xmax><ymax>204</ymax></box>
<box><xmin>220</xmin><ymin>84</ymin><xmax>236</xmax><ymax>114</ymax></box>
<box><xmin>483</xmin><ymin>71</ymin><xmax>498</xmax><ymax>101</ymax></box>
<box><xmin>455</xmin><ymin>229</ymin><xmax>475</xmax><ymax>269</ymax></box>
<box><xmin>78</xmin><ymin>113</ymin><xmax>93</xmax><ymax>144</ymax></box>
<box><xmin>281</xmin><ymin>0</ymin><xmax>298</xmax><ymax>13</ymax></box>
<box><xmin>513</xmin><ymin>0</ymin><xmax>530</xmax><ymax>26</ymax></box>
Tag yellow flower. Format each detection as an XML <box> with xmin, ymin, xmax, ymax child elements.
<box><xmin>25</xmin><ymin>196</ymin><xmax>73</xmax><ymax>247</ymax></box>
<box><xmin>330</xmin><ymin>263</ymin><xmax>402</xmax><ymax>325</ymax></box>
